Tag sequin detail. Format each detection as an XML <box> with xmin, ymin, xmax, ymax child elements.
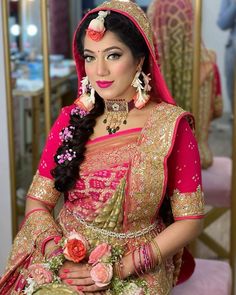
<box><xmin>96</xmin><ymin>1</ymin><xmax>154</xmax><ymax>52</ymax></box>
<box><xmin>27</xmin><ymin>171</ymin><xmax>61</xmax><ymax>207</ymax></box>
<box><xmin>125</xmin><ymin>103</ymin><xmax>191</xmax><ymax>231</ymax></box>
<box><xmin>170</xmin><ymin>185</ymin><xmax>205</xmax><ymax>219</ymax></box>
<box><xmin>6</xmin><ymin>210</ymin><xmax>61</xmax><ymax>272</ymax></box>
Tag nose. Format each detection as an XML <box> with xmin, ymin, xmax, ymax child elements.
<box><xmin>96</xmin><ymin>58</ymin><xmax>109</xmax><ymax>77</ymax></box>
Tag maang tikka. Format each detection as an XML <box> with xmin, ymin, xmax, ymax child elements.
<box><xmin>86</xmin><ymin>11</ymin><xmax>110</xmax><ymax>41</ymax></box>
<box><xmin>132</xmin><ymin>71</ymin><xmax>151</xmax><ymax>109</ymax></box>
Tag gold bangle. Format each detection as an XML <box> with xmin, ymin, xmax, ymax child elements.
<box><xmin>114</xmin><ymin>262</ymin><xmax>122</xmax><ymax>279</ymax></box>
<box><xmin>151</xmin><ymin>239</ymin><xmax>162</xmax><ymax>266</ymax></box>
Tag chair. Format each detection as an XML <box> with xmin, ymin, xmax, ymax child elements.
<box><xmin>199</xmin><ymin>156</ymin><xmax>232</xmax><ymax>258</ymax></box>
<box><xmin>171</xmin><ymin>258</ymin><xmax>232</xmax><ymax>295</ymax></box>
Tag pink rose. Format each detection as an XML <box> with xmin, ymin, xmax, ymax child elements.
<box><xmin>90</xmin><ymin>262</ymin><xmax>113</xmax><ymax>287</ymax></box>
<box><xmin>89</xmin><ymin>243</ymin><xmax>111</xmax><ymax>265</ymax></box>
<box><xmin>63</xmin><ymin>232</ymin><xmax>89</xmax><ymax>263</ymax></box>
<box><xmin>28</xmin><ymin>264</ymin><xmax>53</xmax><ymax>285</ymax></box>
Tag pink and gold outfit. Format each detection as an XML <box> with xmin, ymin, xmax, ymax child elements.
<box><xmin>0</xmin><ymin>1</ymin><xmax>204</xmax><ymax>294</ymax></box>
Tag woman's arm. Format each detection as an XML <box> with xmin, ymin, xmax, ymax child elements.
<box><xmin>119</xmin><ymin>117</ymin><xmax>204</xmax><ymax>278</ymax></box>
<box><xmin>23</xmin><ymin>106</ymin><xmax>74</xmax><ymax>256</ymax></box>
<box><xmin>217</xmin><ymin>0</ymin><xmax>236</xmax><ymax>30</ymax></box>
<box><xmin>121</xmin><ymin>219</ymin><xmax>203</xmax><ymax>278</ymax></box>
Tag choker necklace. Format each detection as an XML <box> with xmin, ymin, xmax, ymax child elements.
<box><xmin>103</xmin><ymin>99</ymin><xmax>135</xmax><ymax>134</ymax></box>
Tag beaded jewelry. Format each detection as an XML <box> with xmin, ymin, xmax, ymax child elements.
<box><xmin>103</xmin><ymin>99</ymin><xmax>135</xmax><ymax>134</ymax></box>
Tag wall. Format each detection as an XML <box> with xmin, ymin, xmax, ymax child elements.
<box><xmin>0</xmin><ymin>3</ymin><xmax>13</xmax><ymax>274</ymax></box>
<box><xmin>202</xmin><ymin>0</ymin><xmax>230</xmax><ymax>112</ymax></box>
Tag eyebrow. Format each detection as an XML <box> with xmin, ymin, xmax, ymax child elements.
<box><xmin>83</xmin><ymin>46</ymin><xmax>122</xmax><ymax>53</ymax></box>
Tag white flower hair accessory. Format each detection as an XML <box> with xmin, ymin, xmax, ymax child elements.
<box><xmin>86</xmin><ymin>11</ymin><xmax>110</xmax><ymax>41</ymax></box>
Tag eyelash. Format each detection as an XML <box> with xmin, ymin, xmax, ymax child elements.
<box><xmin>84</xmin><ymin>53</ymin><xmax>122</xmax><ymax>63</ymax></box>
<box><xmin>84</xmin><ymin>55</ymin><xmax>95</xmax><ymax>63</ymax></box>
<box><xmin>107</xmin><ymin>53</ymin><xmax>122</xmax><ymax>60</ymax></box>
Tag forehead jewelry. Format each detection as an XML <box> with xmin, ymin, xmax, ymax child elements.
<box><xmin>86</xmin><ymin>11</ymin><xmax>110</xmax><ymax>41</ymax></box>
<box><xmin>103</xmin><ymin>99</ymin><xmax>135</xmax><ymax>134</ymax></box>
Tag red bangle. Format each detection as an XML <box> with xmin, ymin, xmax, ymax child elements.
<box><xmin>47</xmin><ymin>247</ymin><xmax>63</xmax><ymax>259</ymax></box>
<box><xmin>41</xmin><ymin>235</ymin><xmax>62</xmax><ymax>255</ymax></box>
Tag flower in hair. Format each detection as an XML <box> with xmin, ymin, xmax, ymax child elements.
<box><xmin>71</xmin><ymin>106</ymin><xmax>89</xmax><ymax>118</ymax></box>
<box><xmin>59</xmin><ymin>126</ymin><xmax>75</xmax><ymax>142</ymax></box>
<box><xmin>74</xmin><ymin>92</ymin><xmax>95</xmax><ymax>112</ymax></box>
<box><xmin>86</xmin><ymin>11</ymin><xmax>110</xmax><ymax>41</ymax></box>
<box><xmin>56</xmin><ymin>149</ymin><xmax>76</xmax><ymax>165</ymax></box>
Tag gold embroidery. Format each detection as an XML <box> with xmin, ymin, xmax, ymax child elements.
<box><xmin>82</xmin><ymin>133</ymin><xmax>138</xmax><ymax>173</ymax></box>
<box><xmin>170</xmin><ymin>185</ymin><xmax>205</xmax><ymax>219</ymax></box>
<box><xmin>97</xmin><ymin>1</ymin><xmax>154</xmax><ymax>52</ymax></box>
<box><xmin>126</xmin><ymin>102</ymin><xmax>189</xmax><ymax>230</ymax></box>
<box><xmin>5</xmin><ymin>210</ymin><xmax>61</xmax><ymax>272</ymax></box>
<box><xmin>27</xmin><ymin>171</ymin><xmax>61</xmax><ymax>207</ymax></box>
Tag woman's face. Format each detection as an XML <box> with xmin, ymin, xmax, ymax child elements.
<box><xmin>83</xmin><ymin>30</ymin><xmax>140</xmax><ymax>101</ymax></box>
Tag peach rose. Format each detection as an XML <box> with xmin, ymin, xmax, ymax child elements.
<box><xmin>28</xmin><ymin>263</ymin><xmax>53</xmax><ymax>285</ymax></box>
<box><xmin>90</xmin><ymin>262</ymin><xmax>113</xmax><ymax>287</ymax></box>
<box><xmin>88</xmin><ymin>243</ymin><xmax>111</xmax><ymax>265</ymax></box>
<box><xmin>63</xmin><ymin>232</ymin><xmax>88</xmax><ymax>263</ymax></box>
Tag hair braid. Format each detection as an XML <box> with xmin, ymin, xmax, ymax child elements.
<box><xmin>51</xmin><ymin>95</ymin><xmax>104</xmax><ymax>192</ymax></box>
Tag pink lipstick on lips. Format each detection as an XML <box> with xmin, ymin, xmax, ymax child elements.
<box><xmin>96</xmin><ymin>80</ymin><xmax>114</xmax><ymax>88</ymax></box>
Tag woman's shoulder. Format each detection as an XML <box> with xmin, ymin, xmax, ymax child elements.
<box><xmin>152</xmin><ymin>101</ymin><xmax>189</xmax><ymax>116</ymax></box>
<box><xmin>149</xmin><ymin>100</ymin><xmax>193</xmax><ymax>129</ymax></box>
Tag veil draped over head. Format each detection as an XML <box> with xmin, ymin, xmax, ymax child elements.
<box><xmin>73</xmin><ymin>0</ymin><xmax>176</xmax><ymax>105</ymax></box>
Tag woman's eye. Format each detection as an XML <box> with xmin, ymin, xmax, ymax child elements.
<box><xmin>107</xmin><ymin>53</ymin><xmax>121</xmax><ymax>60</ymax></box>
<box><xmin>84</xmin><ymin>55</ymin><xmax>95</xmax><ymax>63</ymax></box>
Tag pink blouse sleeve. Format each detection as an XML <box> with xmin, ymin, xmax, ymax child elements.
<box><xmin>167</xmin><ymin>118</ymin><xmax>205</xmax><ymax>221</ymax></box>
<box><xmin>26</xmin><ymin>105</ymin><xmax>74</xmax><ymax>208</ymax></box>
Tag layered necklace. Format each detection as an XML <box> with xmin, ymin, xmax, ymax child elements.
<box><xmin>103</xmin><ymin>99</ymin><xmax>135</xmax><ymax>134</ymax></box>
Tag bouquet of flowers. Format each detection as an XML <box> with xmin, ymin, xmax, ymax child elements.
<box><xmin>24</xmin><ymin>231</ymin><xmax>149</xmax><ymax>295</ymax></box>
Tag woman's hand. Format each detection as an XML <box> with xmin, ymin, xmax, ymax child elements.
<box><xmin>59</xmin><ymin>260</ymin><xmax>109</xmax><ymax>294</ymax></box>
